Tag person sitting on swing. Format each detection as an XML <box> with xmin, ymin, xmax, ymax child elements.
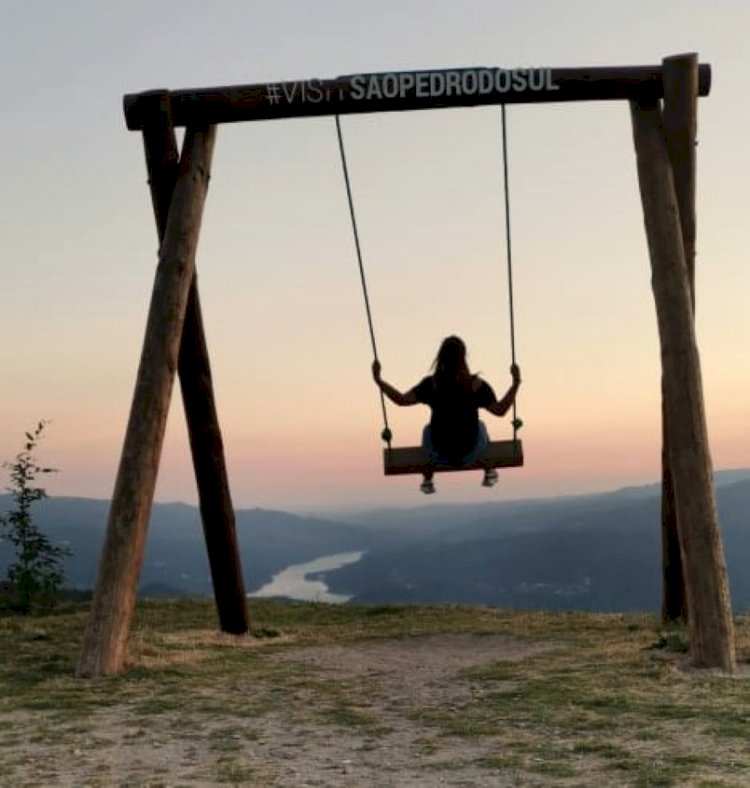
<box><xmin>372</xmin><ymin>335</ymin><xmax>522</xmax><ymax>494</ymax></box>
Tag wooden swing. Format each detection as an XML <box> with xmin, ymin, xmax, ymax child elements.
<box><xmin>335</xmin><ymin>108</ymin><xmax>524</xmax><ymax>478</ymax></box>
<box><xmin>383</xmin><ymin>440</ymin><xmax>524</xmax><ymax>476</ymax></box>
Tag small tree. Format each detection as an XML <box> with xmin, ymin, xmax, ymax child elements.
<box><xmin>0</xmin><ymin>421</ymin><xmax>70</xmax><ymax>613</ymax></box>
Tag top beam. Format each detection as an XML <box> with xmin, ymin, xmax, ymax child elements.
<box><xmin>124</xmin><ymin>61</ymin><xmax>711</xmax><ymax>130</ymax></box>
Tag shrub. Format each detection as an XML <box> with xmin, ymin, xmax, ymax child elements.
<box><xmin>0</xmin><ymin>421</ymin><xmax>70</xmax><ymax>613</ymax></box>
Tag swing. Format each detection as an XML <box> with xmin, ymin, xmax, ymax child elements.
<box><xmin>383</xmin><ymin>440</ymin><xmax>524</xmax><ymax>476</ymax></box>
<box><xmin>336</xmin><ymin>108</ymin><xmax>524</xmax><ymax>477</ymax></box>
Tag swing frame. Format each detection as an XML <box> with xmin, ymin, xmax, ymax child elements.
<box><xmin>77</xmin><ymin>56</ymin><xmax>737</xmax><ymax>678</ymax></box>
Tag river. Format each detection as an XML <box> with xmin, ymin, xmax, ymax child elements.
<box><xmin>249</xmin><ymin>551</ymin><xmax>364</xmax><ymax>603</ymax></box>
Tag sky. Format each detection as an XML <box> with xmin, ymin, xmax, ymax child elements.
<box><xmin>1</xmin><ymin>0</ymin><xmax>749</xmax><ymax>513</ymax></box>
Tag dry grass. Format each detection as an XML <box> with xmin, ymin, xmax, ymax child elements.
<box><xmin>1</xmin><ymin>600</ymin><xmax>750</xmax><ymax>786</ymax></box>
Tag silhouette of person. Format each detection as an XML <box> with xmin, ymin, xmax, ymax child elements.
<box><xmin>372</xmin><ymin>335</ymin><xmax>521</xmax><ymax>493</ymax></box>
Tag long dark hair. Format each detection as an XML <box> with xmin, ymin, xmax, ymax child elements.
<box><xmin>432</xmin><ymin>335</ymin><xmax>472</xmax><ymax>388</ymax></box>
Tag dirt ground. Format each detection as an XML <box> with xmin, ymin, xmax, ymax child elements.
<box><xmin>266</xmin><ymin>633</ymin><xmax>560</xmax><ymax>786</ymax></box>
<box><xmin>4</xmin><ymin>633</ymin><xmax>565</xmax><ymax>787</ymax></box>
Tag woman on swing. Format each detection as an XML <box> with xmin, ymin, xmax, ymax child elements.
<box><xmin>372</xmin><ymin>335</ymin><xmax>522</xmax><ymax>494</ymax></box>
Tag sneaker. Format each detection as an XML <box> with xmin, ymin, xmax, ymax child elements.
<box><xmin>482</xmin><ymin>469</ymin><xmax>499</xmax><ymax>488</ymax></box>
<box><xmin>420</xmin><ymin>479</ymin><xmax>436</xmax><ymax>495</ymax></box>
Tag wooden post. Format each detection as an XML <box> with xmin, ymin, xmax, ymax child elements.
<box><xmin>662</xmin><ymin>55</ymin><xmax>697</xmax><ymax>295</ymax></box>
<box><xmin>77</xmin><ymin>126</ymin><xmax>217</xmax><ymax>677</ymax></box>
<box><xmin>659</xmin><ymin>54</ymin><xmax>699</xmax><ymax>623</ymax></box>
<box><xmin>139</xmin><ymin>92</ymin><xmax>249</xmax><ymax>636</ymax></box>
<box><xmin>630</xmin><ymin>99</ymin><xmax>735</xmax><ymax>671</ymax></box>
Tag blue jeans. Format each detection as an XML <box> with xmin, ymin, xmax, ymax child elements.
<box><xmin>421</xmin><ymin>421</ymin><xmax>490</xmax><ymax>467</ymax></box>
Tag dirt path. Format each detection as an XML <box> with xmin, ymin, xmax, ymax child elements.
<box><xmin>264</xmin><ymin>633</ymin><xmax>558</xmax><ymax>786</ymax></box>
<box><xmin>4</xmin><ymin>633</ymin><xmax>563</xmax><ymax>787</ymax></box>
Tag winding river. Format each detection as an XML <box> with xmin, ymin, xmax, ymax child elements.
<box><xmin>249</xmin><ymin>551</ymin><xmax>364</xmax><ymax>603</ymax></box>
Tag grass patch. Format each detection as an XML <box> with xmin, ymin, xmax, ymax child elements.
<box><xmin>214</xmin><ymin>759</ymin><xmax>262</xmax><ymax>784</ymax></box>
<box><xmin>1</xmin><ymin>601</ymin><xmax>750</xmax><ymax>786</ymax></box>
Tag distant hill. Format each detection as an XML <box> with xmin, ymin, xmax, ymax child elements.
<box><xmin>329</xmin><ymin>478</ymin><xmax>750</xmax><ymax>612</ymax></box>
<box><xmin>0</xmin><ymin>496</ymin><xmax>395</xmax><ymax>597</ymax></box>
<box><xmin>1</xmin><ymin>469</ymin><xmax>749</xmax><ymax>612</ymax></box>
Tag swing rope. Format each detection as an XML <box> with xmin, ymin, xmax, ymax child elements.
<box><xmin>335</xmin><ymin>115</ymin><xmax>393</xmax><ymax>448</ymax></box>
<box><xmin>501</xmin><ymin>105</ymin><xmax>522</xmax><ymax>440</ymax></box>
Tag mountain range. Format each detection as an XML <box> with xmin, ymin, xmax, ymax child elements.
<box><xmin>1</xmin><ymin>469</ymin><xmax>749</xmax><ymax>612</ymax></box>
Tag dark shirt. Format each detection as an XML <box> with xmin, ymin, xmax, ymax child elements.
<box><xmin>413</xmin><ymin>375</ymin><xmax>496</xmax><ymax>461</ymax></box>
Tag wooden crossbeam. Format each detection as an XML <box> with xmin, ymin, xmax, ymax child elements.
<box><xmin>384</xmin><ymin>440</ymin><xmax>523</xmax><ymax>476</ymax></box>
<box><xmin>123</xmin><ymin>63</ymin><xmax>711</xmax><ymax>130</ymax></box>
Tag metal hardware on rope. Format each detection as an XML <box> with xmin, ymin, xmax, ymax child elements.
<box><xmin>334</xmin><ymin>115</ymin><xmax>392</xmax><ymax>448</ymax></box>
<box><xmin>501</xmin><ymin>105</ymin><xmax>521</xmax><ymax>441</ymax></box>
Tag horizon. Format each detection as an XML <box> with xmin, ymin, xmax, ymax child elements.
<box><xmin>7</xmin><ymin>464</ymin><xmax>748</xmax><ymax>519</ymax></box>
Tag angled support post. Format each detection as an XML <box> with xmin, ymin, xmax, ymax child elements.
<box><xmin>659</xmin><ymin>53</ymin><xmax>699</xmax><ymax>623</ymax></box>
<box><xmin>77</xmin><ymin>125</ymin><xmax>218</xmax><ymax>677</ymax></box>
<box><xmin>630</xmin><ymin>97</ymin><xmax>735</xmax><ymax>672</ymax></box>
<box><xmin>138</xmin><ymin>92</ymin><xmax>249</xmax><ymax>637</ymax></box>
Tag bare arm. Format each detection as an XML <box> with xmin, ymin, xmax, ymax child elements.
<box><xmin>485</xmin><ymin>364</ymin><xmax>522</xmax><ymax>417</ymax></box>
<box><xmin>372</xmin><ymin>361</ymin><xmax>418</xmax><ymax>407</ymax></box>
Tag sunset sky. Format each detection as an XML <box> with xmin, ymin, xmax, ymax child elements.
<box><xmin>2</xmin><ymin>1</ymin><xmax>748</xmax><ymax>512</ymax></box>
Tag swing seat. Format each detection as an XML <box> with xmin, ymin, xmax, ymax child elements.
<box><xmin>384</xmin><ymin>440</ymin><xmax>524</xmax><ymax>476</ymax></box>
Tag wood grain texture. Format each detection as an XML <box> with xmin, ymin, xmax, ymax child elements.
<box><xmin>77</xmin><ymin>126</ymin><xmax>218</xmax><ymax>678</ymax></box>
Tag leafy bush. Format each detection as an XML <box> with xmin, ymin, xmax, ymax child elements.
<box><xmin>0</xmin><ymin>421</ymin><xmax>70</xmax><ymax>613</ymax></box>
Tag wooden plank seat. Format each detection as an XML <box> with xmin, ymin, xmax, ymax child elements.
<box><xmin>384</xmin><ymin>440</ymin><xmax>524</xmax><ymax>476</ymax></box>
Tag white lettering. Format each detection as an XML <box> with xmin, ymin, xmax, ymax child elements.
<box><xmin>307</xmin><ymin>79</ymin><xmax>324</xmax><ymax>102</ymax></box>
<box><xmin>399</xmin><ymin>73</ymin><xmax>415</xmax><ymax>97</ymax></box>
<box><xmin>365</xmin><ymin>77</ymin><xmax>383</xmax><ymax>100</ymax></box>
<box><xmin>430</xmin><ymin>72</ymin><xmax>445</xmax><ymax>96</ymax></box>
<box><xmin>461</xmin><ymin>70</ymin><xmax>478</xmax><ymax>95</ymax></box>
<box><xmin>512</xmin><ymin>68</ymin><xmax>528</xmax><ymax>91</ymax></box>
<box><xmin>495</xmin><ymin>69</ymin><xmax>511</xmax><ymax>93</ymax></box>
<box><xmin>528</xmin><ymin>69</ymin><xmax>545</xmax><ymax>91</ymax></box>
<box><xmin>346</xmin><ymin>66</ymin><xmax>558</xmax><ymax>102</ymax></box>
<box><xmin>445</xmin><ymin>71</ymin><xmax>461</xmax><ymax>96</ymax></box>
<box><xmin>265</xmin><ymin>84</ymin><xmax>282</xmax><ymax>105</ymax></box>
<box><xmin>350</xmin><ymin>75</ymin><xmax>365</xmax><ymax>100</ymax></box>
<box><xmin>282</xmin><ymin>82</ymin><xmax>299</xmax><ymax>103</ymax></box>
<box><xmin>416</xmin><ymin>72</ymin><xmax>430</xmax><ymax>97</ymax></box>
<box><xmin>478</xmin><ymin>69</ymin><xmax>495</xmax><ymax>94</ymax></box>
<box><xmin>381</xmin><ymin>73</ymin><xmax>399</xmax><ymax>99</ymax></box>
